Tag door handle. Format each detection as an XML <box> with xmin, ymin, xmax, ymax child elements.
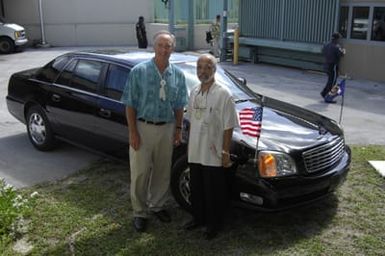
<box><xmin>51</xmin><ymin>94</ymin><xmax>61</xmax><ymax>102</ymax></box>
<box><xmin>99</xmin><ymin>108</ymin><xmax>111</xmax><ymax>118</ymax></box>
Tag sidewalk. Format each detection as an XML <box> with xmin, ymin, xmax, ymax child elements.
<box><xmin>220</xmin><ymin>60</ymin><xmax>385</xmax><ymax>145</ymax></box>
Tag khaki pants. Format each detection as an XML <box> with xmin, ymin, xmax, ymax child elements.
<box><xmin>129</xmin><ymin>121</ymin><xmax>174</xmax><ymax>218</ymax></box>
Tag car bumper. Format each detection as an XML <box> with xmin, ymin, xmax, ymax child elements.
<box><xmin>6</xmin><ymin>95</ymin><xmax>26</xmax><ymax>124</ymax></box>
<box><xmin>231</xmin><ymin>146</ymin><xmax>351</xmax><ymax>211</ymax></box>
<box><xmin>15</xmin><ymin>38</ymin><xmax>28</xmax><ymax>46</ymax></box>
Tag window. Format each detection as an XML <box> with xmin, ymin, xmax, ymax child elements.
<box><xmin>71</xmin><ymin>60</ymin><xmax>104</xmax><ymax>93</ymax></box>
<box><xmin>372</xmin><ymin>7</ymin><xmax>385</xmax><ymax>41</ymax></box>
<box><xmin>103</xmin><ymin>64</ymin><xmax>130</xmax><ymax>100</ymax></box>
<box><xmin>339</xmin><ymin>7</ymin><xmax>349</xmax><ymax>38</ymax></box>
<box><xmin>351</xmin><ymin>7</ymin><xmax>369</xmax><ymax>40</ymax></box>
<box><xmin>56</xmin><ymin>59</ymin><xmax>104</xmax><ymax>93</ymax></box>
<box><xmin>37</xmin><ymin>56</ymin><xmax>70</xmax><ymax>82</ymax></box>
<box><xmin>55</xmin><ymin>59</ymin><xmax>77</xmax><ymax>85</ymax></box>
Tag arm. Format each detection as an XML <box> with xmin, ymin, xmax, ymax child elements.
<box><xmin>222</xmin><ymin>128</ymin><xmax>233</xmax><ymax>168</ymax></box>
<box><xmin>173</xmin><ymin>108</ymin><xmax>184</xmax><ymax>146</ymax></box>
<box><xmin>126</xmin><ymin>106</ymin><xmax>140</xmax><ymax>151</ymax></box>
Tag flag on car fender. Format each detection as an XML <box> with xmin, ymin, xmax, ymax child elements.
<box><xmin>239</xmin><ymin>107</ymin><xmax>263</xmax><ymax>138</ymax></box>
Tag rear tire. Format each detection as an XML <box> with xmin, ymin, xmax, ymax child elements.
<box><xmin>26</xmin><ymin>105</ymin><xmax>56</xmax><ymax>151</ymax></box>
<box><xmin>0</xmin><ymin>37</ymin><xmax>15</xmax><ymax>54</ymax></box>
<box><xmin>171</xmin><ymin>155</ymin><xmax>192</xmax><ymax>213</ymax></box>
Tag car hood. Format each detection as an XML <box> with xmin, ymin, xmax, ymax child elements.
<box><xmin>233</xmin><ymin>96</ymin><xmax>343</xmax><ymax>153</ymax></box>
<box><xmin>2</xmin><ymin>23</ymin><xmax>25</xmax><ymax>31</ymax></box>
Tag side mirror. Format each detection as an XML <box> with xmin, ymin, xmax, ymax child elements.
<box><xmin>237</xmin><ymin>77</ymin><xmax>247</xmax><ymax>86</ymax></box>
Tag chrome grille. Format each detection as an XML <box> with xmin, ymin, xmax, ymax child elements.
<box><xmin>303</xmin><ymin>137</ymin><xmax>345</xmax><ymax>174</ymax></box>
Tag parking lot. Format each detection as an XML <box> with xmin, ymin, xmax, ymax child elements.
<box><xmin>1</xmin><ymin>46</ymin><xmax>385</xmax><ymax>188</ymax></box>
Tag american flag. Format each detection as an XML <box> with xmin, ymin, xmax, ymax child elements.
<box><xmin>337</xmin><ymin>79</ymin><xmax>346</xmax><ymax>96</ymax></box>
<box><xmin>239</xmin><ymin>107</ymin><xmax>263</xmax><ymax>138</ymax></box>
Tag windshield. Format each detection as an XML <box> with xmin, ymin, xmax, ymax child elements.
<box><xmin>177</xmin><ymin>62</ymin><xmax>254</xmax><ymax>101</ymax></box>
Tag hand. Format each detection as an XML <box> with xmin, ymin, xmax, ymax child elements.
<box><xmin>222</xmin><ymin>152</ymin><xmax>232</xmax><ymax>168</ymax></box>
<box><xmin>174</xmin><ymin>130</ymin><xmax>182</xmax><ymax>146</ymax></box>
<box><xmin>129</xmin><ymin>129</ymin><xmax>141</xmax><ymax>151</ymax></box>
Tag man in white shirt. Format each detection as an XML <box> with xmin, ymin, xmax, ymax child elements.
<box><xmin>184</xmin><ymin>54</ymin><xmax>239</xmax><ymax>239</ymax></box>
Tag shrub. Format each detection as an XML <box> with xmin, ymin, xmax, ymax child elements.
<box><xmin>0</xmin><ymin>179</ymin><xmax>37</xmax><ymax>244</ymax></box>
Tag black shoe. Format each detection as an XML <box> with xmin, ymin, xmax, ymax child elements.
<box><xmin>203</xmin><ymin>229</ymin><xmax>218</xmax><ymax>240</ymax></box>
<box><xmin>133</xmin><ymin>217</ymin><xmax>147</xmax><ymax>232</ymax></box>
<box><xmin>183</xmin><ymin>220</ymin><xmax>201</xmax><ymax>231</ymax></box>
<box><xmin>324</xmin><ymin>99</ymin><xmax>337</xmax><ymax>104</ymax></box>
<box><xmin>153</xmin><ymin>210</ymin><xmax>171</xmax><ymax>223</ymax></box>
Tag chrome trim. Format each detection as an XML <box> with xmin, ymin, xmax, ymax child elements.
<box><xmin>302</xmin><ymin>137</ymin><xmax>345</xmax><ymax>173</ymax></box>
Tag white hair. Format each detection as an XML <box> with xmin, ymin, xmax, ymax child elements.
<box><xmin>153</xmin><ymin>30</ymin><xmax>176</xmax><ymax>48</ymax></box>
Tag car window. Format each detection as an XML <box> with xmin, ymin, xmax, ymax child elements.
<box><xmin>36</xmin><ymin>56</ymin><xmax>70</xmax><ymax>83</ymax></box>
<box><xmin>70</xmin><ymin>60</ymin><xmax>104</xmax><ymax>93</ymax></box>
<box><xmin>103</xmin><ymin>64</ymin><xmax>130</xmax><ymax>100</ymax></box>
<box><xmin>55</xmin><ymin>59</ymin><xmax>77</xmax><ymax>86</ymax></box>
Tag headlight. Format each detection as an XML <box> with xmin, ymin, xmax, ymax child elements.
<box><xmin>258</xmin><ymin>151</ymin><xmax>297</xmax><ymax>178</ymax></box>
<box><xmin>14</xmin><ymin>31</ymin><xmax>22</xmax><ymax>38</ymax></box>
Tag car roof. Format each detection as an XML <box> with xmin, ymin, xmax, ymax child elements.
<box><xmin>67</xmin><ymin>49</ymin><xmax>199</xmax><ymax>66</ymax></box>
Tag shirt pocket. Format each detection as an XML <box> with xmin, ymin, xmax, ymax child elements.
<box><xmin>166</xmin><ymin>84</ymin><xmax>178</xmax><ymax>102</ymax></box>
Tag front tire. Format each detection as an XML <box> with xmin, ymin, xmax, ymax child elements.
<box><xmin>0</xmin><ymin>37</ymin><xmax>15</xmax><ymax>54</ymax></box>
<box><xmin>171</xmin><ymin>155</ymin><xmax>192</xmax><ymax>213</ymax></box>
<box><xmin>26</xmin><ymin>105</ymin><xmax>56</xmax><ymax>151</ymax></box>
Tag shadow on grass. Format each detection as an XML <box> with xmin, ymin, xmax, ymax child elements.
<box><xmin>29</xmin><ymin>159</ymin><xmax>338</xmax><ymax>255</ymax></box>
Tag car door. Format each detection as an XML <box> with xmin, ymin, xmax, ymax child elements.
<box><xmin>94</xmin><ymin>63</ymin><xmax>131</xmax><ymax>157</ymax></box>
<box><xmin>48</xmin><ymin>58</ymin><xmax>107</xmax><ymax>149</ymax></box>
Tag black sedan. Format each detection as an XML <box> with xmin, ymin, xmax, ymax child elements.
<box><xmin>6</xmin><ymin>49</ymin><xmax>351</xmax><ymax>212</ymax></box>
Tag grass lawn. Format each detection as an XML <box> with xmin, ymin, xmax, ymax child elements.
<box><xmin>2</xmin><ymin>145</ymin><xmax>385</xmax><ymax>255</ymax></box>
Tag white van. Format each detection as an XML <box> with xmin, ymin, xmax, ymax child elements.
<box><xmin>0</xmin><ymin>17</ymin><xmax>28</xmax><ymax>54</ymax></box>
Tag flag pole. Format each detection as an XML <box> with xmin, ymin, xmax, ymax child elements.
<box><xmin>254</xmin><ymin>96</ymin><xmax>265</xmax><ymax>165</ymax></box>
<box><xmin>339</xmin><ymin>94</ymin><xmax>344</xmax><ymax>124</ymax></box>
<box><xmin>338</xmin><ymin>78</ymin><xmax>346</xmax><ymax>124</ymax></box>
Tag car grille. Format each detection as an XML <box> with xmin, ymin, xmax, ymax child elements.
<box><xmin>302</xmin><ymin>137</ymin><xmax>345</xmax><ymax>174</ymax></box>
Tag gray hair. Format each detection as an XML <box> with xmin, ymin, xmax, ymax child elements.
<box><xmin>198</xmin><ymin>53</ymin><xmax>217</xmax><ymax>70</ymax></box>
<box><xmin>153</xmin><ymin>30</ymin><xmax>176</xmax><ymax>48</ymax></box>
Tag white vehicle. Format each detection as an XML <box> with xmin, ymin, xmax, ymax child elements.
<box><xmin>0</xmin><ymin>17</ymin><xmax>28</xmax><ymax>54</ymax></box>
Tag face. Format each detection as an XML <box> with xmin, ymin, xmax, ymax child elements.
<box><xmin>197</xmin><ymin>56</ymin><xmax>216</xmax><ymax>84</ymax></box>
<box><xmin>154</xmin><ymin>34</ymin><xmax>174</xmax><ymax>60</ymax></box>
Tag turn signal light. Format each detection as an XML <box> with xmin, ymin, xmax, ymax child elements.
<box><xmin>258</xmin><ymin>153</ymin><xmax>277</xmax><ymax>177</ymax></box>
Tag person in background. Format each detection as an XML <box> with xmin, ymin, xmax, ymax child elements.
<box><xmin>183</xmin><ymin>54</ymin><xmax>239</xmax><ymax>240</ymax></box>
<box><xmin>320</xmin><ymin>32</ymin><xmax>345</xmax><ymax>103</ymax></box>
<box><xmin>121</xmin><ymin>30</ymin><xmax>188</xmax><ymax>232</ymax></box>
<box><xmin>209</xmin><ymin>14</ymin><xmax>221</xmax><ymax>58</ymax></box>
<box><xmin>135</xmin><ymin>16</ymin><xmax>148</xmax><ymax>49</ymax></box>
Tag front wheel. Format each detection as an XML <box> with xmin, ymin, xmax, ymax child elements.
<box><xmin>0</xmin><ymin>37</ymin><xmax>15</xmax><ymax>54</ymax></box>
<box><xmin>171</xmin><ymin>155</ymin><xmax>192</xmax><ymax>213</ymax></box>
<box><xmin>26</xmin><ymin>105</ymin><xmax>56</xmax><ymax>151</ymax></box>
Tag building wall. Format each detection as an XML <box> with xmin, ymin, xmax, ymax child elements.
<box><xmin>339</xmin><ymin>0</ymin><xmax>385</xmax><ymax>81</ymax></box>
<box><xmin>3</xmin><ymin>0</ymin><xmax>152</xmax><ymax>46</ymax></box>
<box><xmin>341</xmin><ymin>42</ymin><xmax>385</xmax><ymax>80</ymax></box>
<box><xmin>2</xmin><ymin>0</ymin><xmax>216</xmax><ymax>50</ymax></box>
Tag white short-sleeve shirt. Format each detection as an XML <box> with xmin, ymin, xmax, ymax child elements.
<box><xmin>187</xmin><ymin>82</ymin><xmax>239</xmax><ymax>167</ymax></box>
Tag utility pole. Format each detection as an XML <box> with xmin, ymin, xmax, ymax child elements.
<box><xmin>187</xmin><ymin>0</ymin><xmax>194</xmax><ymax>50</ymax></box>
<box><xmin>168</xmin><ymin>0</ymin><xmax>175</xmax><ymax>35</ymax></box>
<box><xmin>37</xmin><ymin>0</ymin><xmax>50</xmax><ymax>47</ymax></box>
<box><xmin>220</xmin><ymin>0</ymin><xmax>228</xmax><ymax>62</ymax></box>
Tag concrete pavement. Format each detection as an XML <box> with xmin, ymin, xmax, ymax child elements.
<box><xmin>219</xmin><ymin>60</ymin><xmax>385</xmax><ymax>145</ymax></box>
<box><xmin>1</xmin><ymin>46</ymin><xmax>384</xmax><ymax>188</ymax></box>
